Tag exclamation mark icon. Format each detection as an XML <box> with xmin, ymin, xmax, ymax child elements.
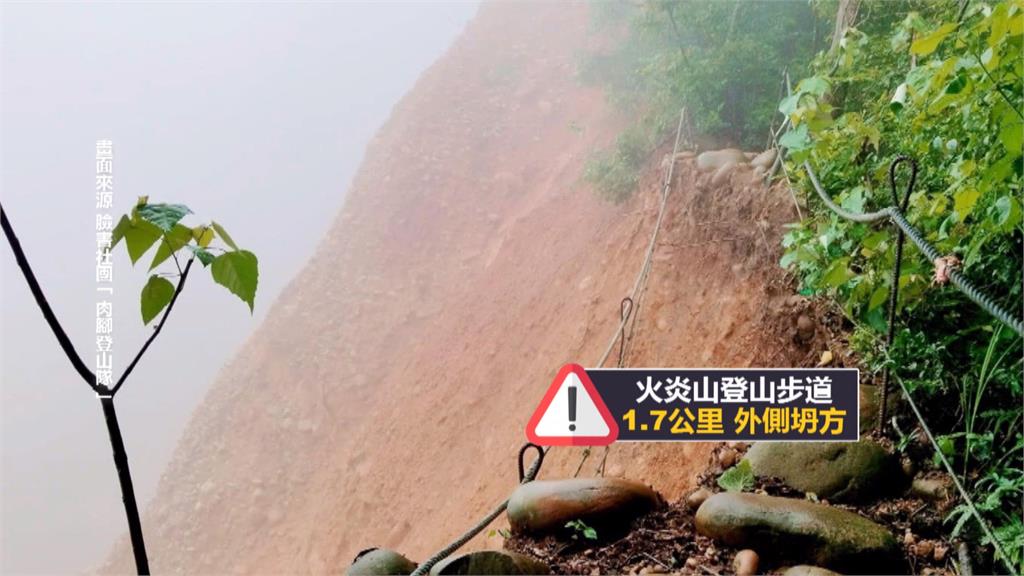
<box><xmin>568</xmin><ymin>384</ymin><xmax>577</xmax><ymax>432</ymax></box>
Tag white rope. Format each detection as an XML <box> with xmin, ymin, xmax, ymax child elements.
<box><xmin>597</xmin><ymin>107</ymin><xmax>687</xmax><ymax>367</ymax></box>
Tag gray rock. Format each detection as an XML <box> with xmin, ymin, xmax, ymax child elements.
<box><xmin>910</xmin><ymin>476</ymin><xmax>950</xmax><ymax>501</ymax></box>
<box><xmin>781</xmin><ymin>566</ymin><xmax>843</xmax><ymax>576</ymax></box>
<box><xmin>695</xmin><ymin>492</ymin><xmax>901</xmax><ymax>573</ymax></box>
<box><xmin>429</xmin><ymin>551</ymin><xmax>548</xmax><ymax>575</ymax></box>
<box><xmin>859</xmin><ymin>384</ymin><xmax>900</xmax><ymax>433</ymax></box>
<box><xmin>746</xmin><ymin>441</ymin><xmax>903</xmax><ymax>503</ymax></box>
<box><xmin>347</xmin><ymin>549</ymin><xmax>417</xmax><ymax>575</ymax></box>
<box><xmin>507</xmin><ymin>478</ymin><xmax>661</xmax><ymax>537</ymax></box>
<box><xmin>697</xmin><ymin>148</ymin><xmax>748</xmax><ymax>172</ymax></box>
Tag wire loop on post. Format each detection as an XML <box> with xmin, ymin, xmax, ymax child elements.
<box><xmin>877</xmin><ymin>155</ymin><xmax>918</xmax><ymax>433</ymax></box>
<box><xmin>517</xmin><ymin>443</ymin><xmax>544</xmax><ymax>483</ymax></box>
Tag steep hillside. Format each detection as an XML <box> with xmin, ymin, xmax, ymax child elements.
<box><xmin>101</xmin><ymin>3</ymin><xmax>808</xmax><ymax>573</ymax></box>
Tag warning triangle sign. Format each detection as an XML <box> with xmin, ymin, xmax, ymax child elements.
<box><xmin>526</xmin><ymin>364</ymin><xmax>619</xmax><ymax>446</ymax></box>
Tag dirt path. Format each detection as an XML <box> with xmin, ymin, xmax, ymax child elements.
<box><xmin>100</xmin><ymin>4</ymin><xmax>810</xmax><ymax>573</ymax></box>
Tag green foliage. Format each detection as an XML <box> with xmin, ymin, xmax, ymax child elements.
<box><xmin>140</xmin><ymin>275</ymin><xmax>175</xmax><ymax>325</ymax></box>
<box><xmin>211</xmin><ymin>250</ymin><xmax>259</xmax><ymax>313</ymax></box>
<box><xmin>565</xmin><ymin>519</ymin><xmax>598</xmax><ymax>541</ymax></box>
<box><xmin>111</xmin><ymin>197</ymin><xmax>260</xmax><ymax>321</ymax></box>
<box><xmin>717</xmin><ymin>459</ymin><xmax>754</xmax><ymax>492</ymax></box>
<box><xmin>778</xmin><ymin>1</ymin><xmax>1023</xmax><ymax>569</ymax></box>
<box><xmin>579</xmin><ymin>0</ymin><xmax>822</xmax><ymax>200</ymax></box>
<box><xmin>584</xmin><ymin>126</ymin><xmax>651</xmax><ymax>202</ymax></box>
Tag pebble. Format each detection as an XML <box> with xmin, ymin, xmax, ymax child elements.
<box><xmin>718</xmin><ymin>448</ymin><xmax>739</xmax><ymax>469</ymax></box>
<box><xmin>685</xmin><ymin>487</ymin><xmax>713</xmax><ymax>511</ymax></box>
<box><xmin>915</xmin><ymin>540</ymin><xmax>935</xmax><ymax>558</ymax></box>
<box><xmin>796</xmin><ymin>314</ymin><xmax>815</xmax><ymax>341</ymax></box>
<box><xmin>733</xmin><ymin>549</ymin><xmax>759</xmax><ymax>576</ymax></box>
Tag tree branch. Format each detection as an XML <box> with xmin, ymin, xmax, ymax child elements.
<box><xmin>109</xmin><ymin>256</ymin><xmax>194</xmax><ymax>396</ymax></box>
<box><xmin>1</xmin><ymin>203</ymin><xmax>99</xmax><ymax>393</ymax></box>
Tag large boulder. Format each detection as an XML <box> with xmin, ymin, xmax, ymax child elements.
<box><xmin>347</xmin><ymin>548</ymin><xmax>418</xmax><ymax>575</ymax></box>
<box><xmin>745</xmin><ymin>441</ymin><xmax>903</xmax><ymax>503</ymax></box>
<box><xmin>696</xmin><ymin>148</ymin><xmax>748</xmax><ymax>172</ymax></box>
<box><xmin>695</xmin><ymin>492</ymin><xmax>901</xmax><ymax>573</ymax></box>
<box><xmin>429</xmin><ymin>551</ymin><xmax>548</xmax><ymax>575</ymax></box>
<box><xmin>507</xmin><ymin>478</ymin><xmax>661</xmax><ymax>538</ymax></box>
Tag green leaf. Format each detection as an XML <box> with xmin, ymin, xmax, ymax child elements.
<box><xmin>149</xmin><ymin>224</ymin><xmax>193</xmax><ymax>271</ymax></box>
<box><xmin>910</xmin><ymin>22</ymin><xmax>957</xmax><ymax>56</ymax></box>
<box><xmin>186</xmin><ymin>245</ymin><xmax>215</xmax><ymax>267</ymax></box>
<box><xmin>140</xmin><ymin>275</ymin><xmax>175</xmax><ymax>325</ymax></box>
<box><xmin>993</xmin><ymin>196</ymin><xmax>1022</xmax><ymax>231</ymax></box>
<box><xmin>192</xmin><ymin>225</ymin><xmax>215</xmax><ymax>248</ymax></box>
<box><xmin>840</xmin><ymin>186</ymin><xmax>866</xmax><ymax>213</ymax></box>
<box><xmin>136</xmin><ymin>203</ymin><xmax>192</xmax><ymax>232</ymax></box>
<box><xmin>999</xmin><ymin>118</ymin><xmax>1023</xmax><ymax>156</ymax></box>
<box><xmin>717</xmin><ymin>459</ymin><xmax>754</xmax><ymax>492</ymax></box>
<box><xmin>953</xmin><ymin>188</ymin><xmax>981</xmax><ymax>220</ymax></box>
<box><xmin>868</xmin><ymin>284</ymin><xmax>890</xmax><ymax>311</ymax></box>
<box><xmin>820</xmin><ymin>257</ymin><xmax>853</xmax><ymax>289</ymax></box>
<box><xmin>778</xmin><ymin>93</ymin><xmax>801</xmax><ymax>116</ymax></box>
<box><xmin>797</xmin><ymin>76</ymin><xmax>830</xmax><ymax>97</ymax></box>
<box><xmin>211</xmin><ymin>250</ymin><xmax>259</xmax><ymax>312</ymax></box>
<box><xmin>211</xmin><ymin>221</ymin><xmax>238</xmax><ymax>250</ymax></box>
<box><xmin>779</xmin><ymin>124</ymin><xmax>811</xmax><ymax>152</ymax></box>
<box><xmin>112</xmin><ymin>215</ymin><xmax>163</xmax><ymax>264</ymax></box>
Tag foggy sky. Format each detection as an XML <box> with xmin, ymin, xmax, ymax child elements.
<box><xmin>0</xmin><ymin>3</ymin><xmax>477</xmax><ymax>573</ymax></box>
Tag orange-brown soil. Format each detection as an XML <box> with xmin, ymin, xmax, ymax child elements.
<box><xmin>101</xmin><ymin>3</ymin><xmax>819</xmax><ymax>573</ymax></box>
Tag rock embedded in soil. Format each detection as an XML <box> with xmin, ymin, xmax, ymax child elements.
<box><xmin>507</xmin><ymin>478</ymin><xmax>661</xmax><ymax>537</ymax></box>
<box><xmin>745</xmin><ymin>440</ymin><xmax>903</xmax><ymax>503</ymax></box>
<box><xmin>697</xmin><ymin>148</ymin><xmax>748</xmax><ymax>172</ymax></box>
<box><xmin>429</xmin><ymin>550</ymin><xmax>549</xmax><ymax>575</ymax></box>
<box><xmin>781</xmin><ymin>566</ymin><xmax>843</xmax><ymax>576</ymax></box>
<box><xmin>695</xmin><ymin>492</ymin><xmax>901</xmax><ymax>573</ymax></box>
<box><xmin>711</xmin><ymin>162</ymin><xmax>737</xmax><ymax>186</ymax></box>
<box><xmin>750</xmin><ymin>148</ymin><xmax>778</xmax><ymax>170</ymax></box>
<box><xmin>910</xmin><ymin>476</ymin><xmax>950</xmax><ymax>501</ymax></box>
<box><xmin>796</xmin><ymin>314</ymin><xmax>816</xmax><ymax>341</ymax></box>
<box><xmin>347</xmin><ymin>548</ymin><xmax>418</xmax><ymax>575</ymax></box>
<box><xmin>685</xmin><ymin>487</ymin><xmax>713</xmax><ymax>511</ymax></box>
<box><xmin>859</xmin><ymin>384</ymin><xmax>900</xmax><ymax>433</ymax></box>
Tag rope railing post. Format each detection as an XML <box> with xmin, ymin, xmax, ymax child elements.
<box><xmin>877</xmin><ymin>156</ymin><xmax>916</xmax><ymax>434</ymax></box>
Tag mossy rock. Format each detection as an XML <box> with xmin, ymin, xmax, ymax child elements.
<box><xmin>745</xmin><ymin>440</ymin><xmax>903</xmax><ymax>503</ymax></box>
<box><xmin>429</xmin><ymin>551</ymin><xmax>548</xmax><ymax>575</ymax></box>
<box><xmin>695</xmin><ymin>492</ymin><xmax>901</xmax><ymax>574</ymax></box>
<box><xmin>347</xmin><ymin>548</ymin><xmax>417</xmax><ymax>575</ymax></box>
<box><xmin>507</xmin><ymin>478</ymin><xmax>662</xmax><ymax>538</ymax></box>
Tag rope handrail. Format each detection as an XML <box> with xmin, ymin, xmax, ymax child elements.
<box><xmin>410</xmin><ymin>107</ymin><xmax>690</xmax><ymax>575</ymax></box>
<box><xmin>766</xmin><ymin>65</ymin><xmax>1018</xmax><ymax>571</ymax></box>
<box><xmin>802</xmin><ymin>159</ymin><xmax>1023</xmax><ymax>337</ymax></box>
<box><xmin>597</xmin><ymin>107</ymin><xmax>688</xmax><ymax>367</ymax></box>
